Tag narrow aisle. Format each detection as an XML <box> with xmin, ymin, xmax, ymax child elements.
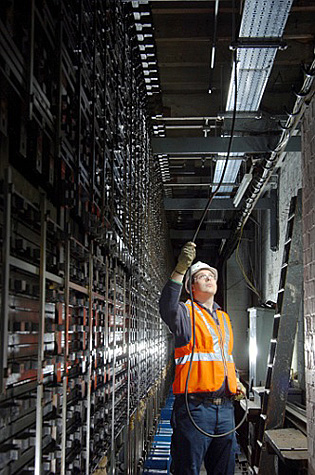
<box><xmin>143</xmin><ymin>391</ymin><xmax>249</xmax><ymax>475</ymax></box>
<box><xmin>143</xmin><ymin>391</ymin><xmax>175</xmax><ymax>474</ymax></box>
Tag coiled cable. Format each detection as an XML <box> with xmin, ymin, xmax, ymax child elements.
<box><xmin>184</xmin><ymin>48</ymin><xmax>249</xmax><ymax>438</ymax></box>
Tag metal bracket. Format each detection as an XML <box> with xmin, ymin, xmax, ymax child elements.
<box><xmin>230</xmin><ymin>37</ymin><xmax>287</xmax><ymax>51</ymax></box>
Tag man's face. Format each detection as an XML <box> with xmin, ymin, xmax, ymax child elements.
<box><xmin>192</xmin><ymin>269</ymin><xmax>217</xmax><ymax>296</ymax></box>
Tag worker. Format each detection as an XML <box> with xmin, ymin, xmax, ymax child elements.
<box><xmin>159</xmin><ymin>241</ymin><xmax>245</xmax><ymax>475</ymax></box>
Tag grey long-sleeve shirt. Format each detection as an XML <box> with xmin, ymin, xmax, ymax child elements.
<box><xmin>159</xmin><ymin>278</ymin><xmax>230</xmax><ymax>396</ymax></box>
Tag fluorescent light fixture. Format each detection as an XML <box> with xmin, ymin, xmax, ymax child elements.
<box><xmin>210</xmin><ymin>46</ymin><xmax>216</xmax><ymax>69</ymax></box>
<box><xmin>212</xmin><ymin>155</ymin><xmax>243</xmax><ymax>197</ymax></box>
<box><xmin>233</xmin><ymin>172</ymin><xmax>253</xmax><ymax>207</ymax></box>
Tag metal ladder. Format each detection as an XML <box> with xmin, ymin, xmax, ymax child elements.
<box><xmin>253</xmin><ymin>190</ymin><xmax>303</xmax><ymax>474</ymax></box>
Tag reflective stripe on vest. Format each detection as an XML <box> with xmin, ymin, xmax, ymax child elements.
<box><xmin>186</xmin><ymin>302</ymin><xmax>220</xmax><ymax>357</ymax></box>
<box><xmin>175</xmin><ymin>352</ymin><xmax>223</xmax><ymax>365</ymax></box>
<box><xmin>222</xmin><ymin>314</ymin><xmax>234</xmax><ymax>363</ymax></box>
<box><xmin>184</xmin><ymin>302</ymin><xmax>234</xmax><ymax>363</ymax></box>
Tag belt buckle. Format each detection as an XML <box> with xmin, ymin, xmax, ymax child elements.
<box><xmin>212</xmin><ymin>398</ymin><xmax>222</xmax><ymax>405</ymax></box>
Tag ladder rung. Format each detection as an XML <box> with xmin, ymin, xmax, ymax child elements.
<box><xmin>257</xmin><ymin>439</ymin><xmax>263</xmax><ymax>447</ymax></box>
<box><xmin>260</xmin><ymin>413</ymin><xmax>267</xmax><ymax>420</ymax></box>
<box><xmin>269</xmin><ymin>341</ymin><xmax>277</xmax><ymax>361</ymax></box>
<box><xmin>274</xmin><ymin>314</ymin><xmax>280</xmax><ymax>319</ymax></box>
<box><xmin>267</xmin><ymin>363</ymin><xmax>273</xmax><ymax>368</ymax></box>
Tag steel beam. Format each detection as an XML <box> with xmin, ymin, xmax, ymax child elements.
<box><xmin>164</xmin><ymin>197</ymin><xmax>272</xmax><ymax>211</ymax></box>
<box><xmin>152</xmin><ymin>136</ymin><xmax>301</xmax><ymax>155</ymax></box>
<box><xmin>155</xmin><ymin>34</ymin><xmax>313</xmax><ymax>43</ymax></box>
<box><xmin>165</xmin><ymin>177</ymin><xmax>238</xmax><ymax>187</ymax></box>
<box><xmin>9</xmin><ymin>256</ymin><xmax>64</xmax><ymax>285</ymax></box>
<box><xmin>164</xmin><ymin>183</ymin><xmax>238</xmax><ymax>188</ymax></box>
<box><xmin>169</xmin><ymin>229</ymin><xmax>252</xmax><ymax>239</ymax></box>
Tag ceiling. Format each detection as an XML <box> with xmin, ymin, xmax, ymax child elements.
<box><xmin>136</xmin><ymin>0</ymin><xmax>315</xmax><ymax>265</ymax></box>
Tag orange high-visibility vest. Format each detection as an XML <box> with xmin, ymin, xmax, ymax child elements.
<box><xmin>173</xmin><ymin>301</ymin><xmax>237</xmax><ymax>394</ymax></box>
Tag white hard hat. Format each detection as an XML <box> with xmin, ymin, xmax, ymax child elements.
<box><xmin>185</xmin><ymin>261</ymin><xmax>218</xmax><ymax>293</ymax></box>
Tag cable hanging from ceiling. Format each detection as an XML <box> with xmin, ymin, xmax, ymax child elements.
<box><xmin>184</xmin><ymin>2</ymin><xmax>249</xmax><ymax>435</ymax></box>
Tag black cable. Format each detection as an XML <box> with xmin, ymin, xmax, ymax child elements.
<box><xmin>193</xmin><ymin>47</ymin><xmax>238</xmax><ymax>243</ymax></box>
<box><xmin>184</xmin><ymin>48</ymin><xmax>249</xmax><ymax>438</ymax></box>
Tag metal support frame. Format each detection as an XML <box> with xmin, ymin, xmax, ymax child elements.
<box><xmin>170</xmin><ymin>229</ymin><xmax>253</xmax><ymax>240</ymax></box>
<box><xmin>8</xmin><ymin>255</ymin><xmax>63</xmax><ymax>285</ymax></box>
<box><xmin>152</xmin><ymin>136</ymin><xmax>301</xmax><ymax>155</ymax></box>
<box><xmin>110</xmin><ymin>259</ymin><xmax>117</xmax><ymax>475</ymax></box>
<box><xmin>61</xmin><ymin>238</ymin><xmax>70</xmax><ymax>475</ymax></box>
<box><xmin>0</xmin><ymin>168</ymin><xmax>12</xmax><ymax>393</ymax></box>
<box><xmin>124</xmin><ymin>274</ymin><xmax>130</xmax><ymax>473</ymax></box>
<box><xmin>164</xmin><ymin>197</ymin><xmax>273</xmax><ymax>211</ymax></box>
<box><xmin>34</xmin><ymin>193</ymin><xmax>47</xmax><ymax>475</ymax></box>
<box><xmin>0</xmin><ymin>2</ymin><xmax>173</xmax><ymax>474</ymax></box>
<box><xmin>28</xmin><ymin>0</ymin><xmax>35</xmax><ymax>119</ymax></box>
<box><xmin>85</xmin><ymin>245</ymin><xmax>94</xmax><ymax>475</ymax></box>
<box><xmin>76</xmin><ymin>0</ymin><xmax>83</xmax><ymax>220</ymax></box>
<box><xmin>230</xmin><ymin>37</ymin><xmax>287</xmax><ymax>50</ymax></box>
<box><xmin>90</xmin><ymin>0</ymin><xmax>97</xmax><ymax>202</ymax></box>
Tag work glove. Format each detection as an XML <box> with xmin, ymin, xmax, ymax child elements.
<box><xmin>175</xmin><ymin>242</ymin><xmax>196</xmax><ymax>275</ymax></box>
<box><xmin>234</xmin><ymin>378</ymin><xmax>246</xmax><ymax>401</ymax></box>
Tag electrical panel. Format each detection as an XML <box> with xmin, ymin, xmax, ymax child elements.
<box><xmin>0</xmin><ymin>1</ymin><xmax>172</xmax><ymax>474</ymax></box>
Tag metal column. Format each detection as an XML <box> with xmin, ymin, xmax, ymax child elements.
<box><xmin>34</xmin><ymin>193</ymin><xmax>47</xmax><ymax>475</ymax></box>
<box><xmin>0</xmin><ymin>168</ymin><xmax>12</xmax><ymax>393</ymax></box>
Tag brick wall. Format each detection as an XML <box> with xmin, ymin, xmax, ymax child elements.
<box><xmin>302</xmin><ymin>94</ymin><xmax>315</xmax><ymax>475</ymax></box>
<box><xmin>261</xmin><ymin>152</ymin><xmax>302</xmax><ymax>303</ymax></box>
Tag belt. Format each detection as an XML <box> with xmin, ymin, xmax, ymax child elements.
<box><xmin>186</xmin><ymin>394</ymin><xmax>232</xmax><ymax>405</ymax></box>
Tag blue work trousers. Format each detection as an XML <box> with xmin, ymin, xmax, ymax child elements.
<box><xmin>170</xmin><ymin>397</ymin><xmax>236</xmax><ymax>475</ymax></box>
